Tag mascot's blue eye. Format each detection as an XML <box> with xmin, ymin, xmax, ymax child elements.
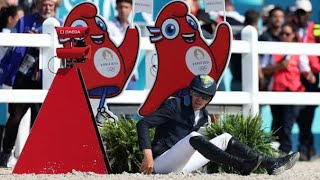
<box><xmin>166</xmin><ymin>24</ymin><xmax>176</xmax><ymax>36</ymax></box>
<box><xmin>186</xmin><ymin>15</ymin><xmax>198</xmax><ymax>30</ymax></box>
<box><xmin>95</xmin><ymin>16</ymin><xmax>107</xmax><ymax>32</ymax></box>
<box><xmin>161</xmin><ymin>18</ymin><xmax>180</xmax><ymax>40</ymax></box>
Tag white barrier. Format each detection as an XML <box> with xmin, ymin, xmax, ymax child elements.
<box><xmin>0</xmin><ymin>20</ymin><xmax>320</xmax><ymax>116</ymax></box>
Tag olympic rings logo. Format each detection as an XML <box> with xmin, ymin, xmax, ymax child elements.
<box><xmin>199</xmin><ymin>65</ymin><xmax>208</xmax><ymax>72</ymax></box>
<box><xmin>107</xmin><ymin>66</ymin><xmax>115</xmax><ymax>72</ymax></box>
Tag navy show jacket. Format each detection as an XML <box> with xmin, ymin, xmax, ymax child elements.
<box><xmin>136</xmin><ymin>96</ymin><xmax>209</xmax><ymax>158</ymax></box>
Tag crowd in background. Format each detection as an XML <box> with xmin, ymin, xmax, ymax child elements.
<box><xmin>0</xmin><ymin>0</ymin><xmax>319</xmax><ymax>168</ymax></box>
<box><xmin>226</xmin><ymin>0</ymin><xmax>320</xmax><ymax>162</ymax></box>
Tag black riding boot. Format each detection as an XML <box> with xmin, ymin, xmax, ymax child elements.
<box><xmin>189</xmin><ymin>136</ymin><xmax>262</xmax><ymax>175</ymax></box>
<box><xmin>225</xmin><ymin>137</ymin><xmax>300</xmax><ymax>175</ymax></box>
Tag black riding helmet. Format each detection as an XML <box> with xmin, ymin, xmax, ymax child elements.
<box><xmin>190</xmin><ymin>74</ymin><xmax>217</xmax><ymax>97</ymax></box>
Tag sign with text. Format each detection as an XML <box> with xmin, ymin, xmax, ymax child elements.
<box><xmin>204</xmin><ymin>0</ymin><xmax>225</xmax><ymax>13</ymax></box>
<box><xmin>134</xmin><ymin>0</ymin><xmax>153</xmax><ymax>14</ymax></box>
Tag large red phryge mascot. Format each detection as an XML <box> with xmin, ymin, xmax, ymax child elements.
<box><xmin>138</xmin><ymin>1</ymin><xmax>232</xmax><ymax>116</ymax></box>
<box><xmin>63</xmin><ymin>2</ymin><xmax>140</xmax><ymax>123</ymax></box>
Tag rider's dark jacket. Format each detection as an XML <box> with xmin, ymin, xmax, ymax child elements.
<box><xmin>137</xmin><ymin>95</ymin><xmax>209</xmax><ymax>158</ymax></box>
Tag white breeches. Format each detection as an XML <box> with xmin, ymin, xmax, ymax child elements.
<box><xmin>154</xmin><ymin>132</ymin><xmax>232</xmax><ymax>174</ymax></box>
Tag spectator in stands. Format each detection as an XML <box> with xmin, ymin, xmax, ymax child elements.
<box><xmin>0</xmin><ymin>0</ymin><xmax>61</xmax><ymax>167</ymax></box>
<box><xmin>107</xmin><ymin>0</ymin><xmax>132</xmax><ymax>45</ymax></box>
<box><xmin>137</xmin><ymin>74</ymin><xmax>299</xmax><ymax>175</ymax></box>
<box><xmin>261</xmin><ymin>23</ymin><xmax>315</xmax><ymax>155</ymax></box>
<box><xmin>261</xmin><ymin>4</ymin><xmax>275</xmax><ymax>30</ymax></box>
<box><xmin>0</xmin><ymin>5</ymin><xmax>24</xmax><ymax>59</ymax></box>
<box><xmin>292</xmin><ymin>0</ymin><xmax>320</xmax><ymax>161</ymax></box>
<box><xmin>0</xmin><ymin>5</ymin><xmax>24</xmax><ymax>149</ymax></box>
<box><xmin>259</xmin><ymin>6</ymin><xmax>285</xmax><ymax>43</ymax></box>
<box><xmin>258</xmin><ymin>6</ymin><xmax>285</xmax><ymax>91</ymax></box>
<box><xmin>229</xmin><ymin>9</ymin><xmax>260</xmax><ymax>91</ymax></box>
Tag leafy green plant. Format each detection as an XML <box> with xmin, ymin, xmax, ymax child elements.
<box><xmin>99</xmin><ymin>118</ymin><xmax>154</xmax><ymax>173</ymax></box>
<box><xmin>204</xmin><ymin>114</ymin><xmax>278</xmax><ymax>174</ymax></box>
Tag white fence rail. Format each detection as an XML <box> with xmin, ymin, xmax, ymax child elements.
<box><xmin>0</xmin><ymin>19</ymin><xmax>320</xmax><ymax>116</ymax></box>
